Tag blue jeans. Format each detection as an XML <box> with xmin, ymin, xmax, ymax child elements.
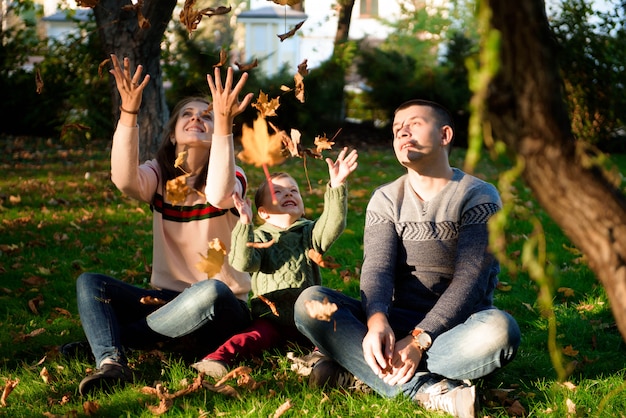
<box><xmin>294</xmin><ymin>286</ymin><xmax>520</xmax><ymax>399</ymax></box>
<box><xmin>76</xmin><ymin>272</ymin><xmax>251</xmax><ymax>367</ymax></box>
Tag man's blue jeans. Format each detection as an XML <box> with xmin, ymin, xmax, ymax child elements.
<box><xmin>294</xmin><ymin>285</ymin><xmax>521</xmax><ymax>399</ymax></box>
<box><xmin>76</xmin><ymin>272</ymin><xmax>251</xmax><ymax>368</ymax></box>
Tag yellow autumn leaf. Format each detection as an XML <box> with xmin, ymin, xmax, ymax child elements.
<box><xmin>237</xmin><ymin>117</ymin><xmax>286</xmax><ymax>167</ymax></box>
<box><xmin>166</xmin><ymin>174</ymin><xmax>191</xmax><ymax>206</ymax></box>
<box><xmin>251</xmin><ymin>91</ymin><xmax>280</xmax><ymax>119</ymax></box>
<box><xmin>195</xmin><ymin>238</ymin><xmax>226</xmax><ymax>278</ymax></box>
<box><xmin>174</xmin><ymin>150</ymin><xmax>188</xmax><ymax>171</ymax></box>
<box><xmin>304</xmin><ymin>297</ymin><xmax>338</xmax><ymax>322</ymax></box>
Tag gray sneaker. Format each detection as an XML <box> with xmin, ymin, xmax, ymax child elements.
<box><xmin>191</xmin><ymin>359</ymin><xmax>229</xmax><ymax>379</ymax></box>
<box><xmin>414</xmin><ymin>379</ymin><xmax>477</xmax><ymax>418</ymax></box>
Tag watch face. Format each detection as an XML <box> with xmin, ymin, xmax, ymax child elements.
<box><xmin>418</xmin><ymin>332</ymin><xmax>432</xmax><ymax>348</ymax></box>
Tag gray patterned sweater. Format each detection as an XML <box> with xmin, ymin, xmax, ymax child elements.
<box><xmin>360</xmin><ymin>168</ymin><xmax>501</xmax><ymax>339</ymax></box>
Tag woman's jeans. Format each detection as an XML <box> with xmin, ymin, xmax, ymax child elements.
<box><xmin>294</xmin><ymin>285</ymin><xmax>521</xmax><ymax>399</ymax></box>
<box><xmin>76</xmin><ymin>272</ymin><xmax>251</xmax><ymax>368</ymax></box>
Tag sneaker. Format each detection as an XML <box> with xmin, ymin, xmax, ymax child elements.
<box><xmin>59</xmin><ymin>341</ymin><xmax>94</xmax><ymax>360</ymax></box>
<box><xmin>414</xmin><ymin>378</ymin><xmax>477</xmax><ymax>418</ymax></box>
<box><xmin>78</xmin><ymin>363</ymin><xmax>133</xmax><ymax>396</ymax></box>
<box><xmin>308</xmin><ymin>357</ymin><xmax>355</xmax><ymax>389</ymax></box>
<box><xmin>287</xmin><ymin>349</ymin><xmax>326</xmax><ymax>376</ymax></box>
<box><xmin>190</xmin><ymin>359</ymin><xmax>229</xmax><ymax>379</ymax></box>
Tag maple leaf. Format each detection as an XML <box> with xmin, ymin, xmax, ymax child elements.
<box><xmin>237</xmin><ymin>117</ymin><xmax>286</xmax><ymax>167</ymax></box>
<box><xmin>195</xmin><ymin>238</ymin><xmax>226</xmax><ymax>278</ymax></box>
<box><xmin>166</xmin><ymin>174</ymin><xmax>191</xmax><ymax>206</ymax></box>
<box><xmin>278</xmin><ymin>20</ymin><xmax>305</xmax><ymax>42</ymax></box>
<box><xmin>213</xmin><ymin>48</ymin><xmax>228</xmax><ymax>68</ymax></box>
<box><xmin>35</xmin><ymin>68</ymin><xmax>43</xmax><ymax>94</ymax></box>
<box><xmin>252</xmin><ymin>91</ymin><xmax>281</xmax><ymax>118</ymax></box>
<box><xmin>121</xmin><ymin>0</ymin><xmax>150</xmax><ymax>29</ymax></box>
<box><xmin>304</xmin><ymin>297</ymin><xmax>338</xmax><ymax>321</ymax></box>
<box><xmin>314</xmin><ymin>134</ymin><xmax>335</xmax><ymax>153</ymax></box>
<box><xmin>235</xmin><ymin>58</ymin><xmax>259</xmax><ymax>71</ymax></box>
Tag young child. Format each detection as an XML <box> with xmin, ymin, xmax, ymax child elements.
<box><xmin>192</xmin><ymin>147</ymin><xmax>358</xmax><ymax>378</ymax></box>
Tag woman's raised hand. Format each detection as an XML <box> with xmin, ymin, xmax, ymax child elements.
<box><xmin>207</xmin><ymin>67</ymin><xmax>254</xmax><ymax>136</ymax></box>
<box><xmin>109</xmin><ymin>54</ymin><xmax>150</xmax><ymax>115</ymax></box>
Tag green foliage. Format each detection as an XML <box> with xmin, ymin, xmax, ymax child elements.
<box><xmin>0</xmin><ymin>7</ymin><xmax>111</xmax><ymax>143</ymax></box>
<box><xmin>548</xmin><ymin>0</ymin><xmax>626</xmax><ymax>149</ymax></box>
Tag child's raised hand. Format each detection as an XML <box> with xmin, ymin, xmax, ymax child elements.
<box><xmin>327</xmin><ymin>147</ymin><xmax>358</xmax><ymax>188</ymax></box>
<box><xmin>232</xmin><ymin>192</ymin><xmax>253</xmax><ymax>225</ymax></box>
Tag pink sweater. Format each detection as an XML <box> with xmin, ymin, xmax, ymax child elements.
<box><xmin>110</xmin><ymin>122</ymin><xmax>251</xmax><ymax>301</ymax></box>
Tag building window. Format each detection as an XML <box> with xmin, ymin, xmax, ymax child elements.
<box><xmin>360</xmin><ymin>0</ymin><xmax>378</xmax><ymax>18</ymax></box>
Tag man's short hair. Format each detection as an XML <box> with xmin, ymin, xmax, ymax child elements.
<box><xmin>394</xmin><ymin>99</ymin><xmax>455</xmax><ymax>151</ymax></box>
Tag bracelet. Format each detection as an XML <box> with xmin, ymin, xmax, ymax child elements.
<box><xmin>119</xmin><ymin>106</ymin><xmax>139</xmax><ymax>115</ymax></box>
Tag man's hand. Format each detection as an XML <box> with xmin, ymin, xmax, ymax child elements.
<box><xmin>380</xmin><ymin>335</ymin><xmax>422</xmax><ymax>386</ymax></box>
<box><xmin>362</xmin><ymin>312</ymin><xmax>394</xmax><ymax>377</ymax></box>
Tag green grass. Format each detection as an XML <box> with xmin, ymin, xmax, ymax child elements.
<box><xmin>1</xmin><ymin>135</ymin><xmax>626</xmax><ymax>417</ymax></box>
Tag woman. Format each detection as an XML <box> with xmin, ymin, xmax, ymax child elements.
<box><xmin>72</xmin><ymin>55</ymin><xmax>254</xmax><ymax>396</ymax></box>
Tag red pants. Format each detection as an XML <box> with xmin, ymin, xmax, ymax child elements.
<box><xmin>203</xmin><ymin>318</ymin><xmax>305</xmax><ymax>365</ymax></box>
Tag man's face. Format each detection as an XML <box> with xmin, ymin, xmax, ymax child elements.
<box><xmin>392</xmin><ymin>105</ymin><xmax>443</xmax><ymax>167</ymax></box>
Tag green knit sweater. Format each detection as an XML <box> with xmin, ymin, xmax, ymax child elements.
<box><xmin>229</xmin><ymin>183</ymin><xmax>348</xmax><ymax>328</ymax></box>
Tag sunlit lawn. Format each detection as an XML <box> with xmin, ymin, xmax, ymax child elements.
<box><xmin>1</xmin><ymin>134</ymin><xmax>625</xmax><ymax>417</ymax></box>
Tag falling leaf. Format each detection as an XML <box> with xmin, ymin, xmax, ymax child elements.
<box><xmin>558</xmin><ymin>287</ymin><xmax>575</xmax><ymax>297</ymax></box>
<box><xmin>252</xmin><ymin>91</ymin><xmax>281</xmax><ymax>119</ymax></box>
<box><xmin>98</xmin><ymin>58</ymin><xmax>111</xmax><ymax>78</ymax></box>
<box><xmin>293</xmin><ymin>59</ymin><xmax>308</xmax><ymax>103</ymax></box>
<box><xmin>308</xmin><ymin>249</ymin><xmax>340</xmax><ymax>269</ymax></box>
<box><xmin>237</xmin><ymin>117</ymin><xmax>286</xmax><ymax>168</ymax></box>
<box><xmin>180</xmin><ymin>0</ymin><xmax>232</xmax><ymax>36</ymax></box>
<box><xmin>140</xmin><ymin>296</ymin><xmax>167</xmax><ymax>306</ymax></box>
<box><xmin>235</xmin><ymin>58</ymin><xmax>258</xmax><ymax>71</ymax></box>
<box><xmin>273</xmin><ymin>399</ymin><xmax>293</xmax><ymax>418</ymax></box>
<box><xmin>278</xmin><ymin>20</ymin><xmax>305</xmax><ymax>42</ymax></box>
<box><xmin>314</xmin><ymin>134</ymin><xmax>335</xmax><ymax>154</ymax></box>
<box><xmin>35</xmin><ymin>68</ymin><xmax>44</xmax><ymax>94</ymax></box>
<box><xmin>0</xmin><ymin>378</ymin><xmax>19</xmax><ymax>407</ymax></box>
<box><xmin>213</xmin><ymin>48</ymin><xmax>228</xmax><ymax>68</ymax></box>
<box><xmin>268</xmin><ymin>0</ymin><xmax>302</xmax><ymax>5</ymax></box>
<box><xmin>174</xmin><ymin>150</ymin><xmax>188</xmax><ymax>171</ymax></box>
<box><xmin>76</xmin><ymin>0</ymin><xmax>99</xmax><ymax>7</ymax></box>
<box><xmin>121</xmin><ymin>0</ymin><xmax>150</xmax><ymax>29</ymax></box>
<box><xmin>258</xmin><ymin>294</ymin><xmax>279</xmax><ymax>316</ymax></box>
<box><xmin>166</xmin><ymin>174</ymin><xmax>191</xmax><ymax>205</ymax></box>
<box><xmin>246</xmin><ymin>239</ymin><xmax>275</xmax><ymax>249</ymax></box>
<box><xmin>304</xmin><ymin>297</ymin><xmax>338</xmax><ymax>321</ymax></box>
<box><xmin>562</xmin><ymin>345</ymin><xmax>579</xmax><ymax>357</ymax></box>
<box><xmin>195</xmin><ymin>238</ymin><xmax>226</xmax><ymax>278</ymax></box>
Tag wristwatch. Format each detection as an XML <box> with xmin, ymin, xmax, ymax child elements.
<box><xmin>410</xmin><ymin>328</ymin><xmax>432</xmax><ymax>351</ymax></box>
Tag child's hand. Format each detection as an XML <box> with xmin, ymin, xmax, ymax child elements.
<box><xmin>327</xmin><ymin>147</ymin><xmax>358</xmax><ymax>188</ymax></box>
<box><xmin>232</xmin><ymin>192</ymin><xmax>253</xmax><ymax>224</ymax></box>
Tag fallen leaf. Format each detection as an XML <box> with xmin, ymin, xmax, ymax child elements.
<box><xmin>273</xmin><ymin>399</ymin><xmax>293</xmax><ymax>418</ymax></box>
<box><xmin>562</xmin><ymin>345</ymin><xmax>579</xmax><ymax>357</ymax></box>
<box><xmin>566</xmin><ymin>398</ymin><xmax>576</xmax><ymax>415</ymax></box>
<box><xmin>558</xmin><ymin>287</ymin><xmax>575</xmax><ymax>297</ymax></box>
<box><xmin>1</xmin><ymin>378</ymin><xmax>19</xmax><ymax>407</ymax></box>
<box><xmin>83</xmin><ymin>400</ymin><xmax>100</xmax><ymax>415</ymax></box>
<box><xmin>258</xmin><ymin>294</ymin><xmax>279</xmax><ymax>316</ymax></box>
<box><xmin>40</xmin><ymin>367</ymin><xmax>51</xmax><ymax>384</ymax></box>
<box><xmin>28</xmin><ymin>294</ymin><xmax>44</xmax><ymax>315</ymax></box>
<box><xmin>140</xmin><ymin>296</ymin><xmax>168</xmax><ymax>306</ymax></box>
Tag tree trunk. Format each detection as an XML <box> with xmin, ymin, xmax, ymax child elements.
<box><xmin>484</xmin><ymin>0</ymin><xmax>626</xmax><ymax>340</ymax></box>
<box><xmin>93</xmin><ymin>0</ymin><xmax>176</xmax><ymax>161</ymax></box>
<box><xmin>334</xmin><ymin>0</ymin><xmax>355</xmax><ymax>45</ymax></box>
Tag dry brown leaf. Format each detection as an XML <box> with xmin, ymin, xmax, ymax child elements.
<box><xmin>195</xmin><ymin>238</ymin><xmax>226</xmax><ymax>278</ymax></box>
<box><xmin>174</xmin><ymin>150</ymin><xmax>188</xmax><ymax>171</ymax></box>
<box><xmin>258</xmin><ymin>294</ymin><xmax>279</xmax><ymax>316</ymax></box>
<box><xmin>506</xmin><ymin>399</ymin><xmax>526</xmax><ymax>416</ymax></box>
<box><xmin>273</xmin><ymin>399</ymin><xmax>293</xmax><ymax>418</ymax></box>
<box><xmin>213</xmin><ymin>48</ymin><xmax>228</xmax><ymax>68</ymax></box>
<box><xmin>252</xmin><ymin>91</ymin><xmax>281</xmax><ymax>118</ymax></box>
<box><xmin>214</xmin><ymin>366</ymin><xmax>253</xmax><ymax>387</ymax></box>
<box><xmin>308</xmin><ymin>248</ymin><xmax>340</xmax><ymax>269</ymax></box>
<box><xmin>180</xmin><ymin>0</ymin><xmax>232</xmax><ymax>36</ymax></box>
<box><xmin>304</xmin><ymin>297</ymin><xmax>338</xmax><ymax>321</ymax></box>
<box><xmin>76</xmin><ymin>0</ymin><xmax>99</xmax><ymax>7</ymax></box>
<box><xmin>293</xmin><ymin>59</ymin><xmax>308</xmax><ymax>103</ymax></box>
<box><xmin>237</xmin><ymin>117</ymin><xmax>286</xmax><ymax>167</ymax></box>
<box><xmin>35</xmin><ymin>68</ymin><xmax>44</xmax><ymax>94</ymax></box>
<box><xmin>558</xmin><ymin>287</ymin><xmax>575</xmax><ymax>297</ymax></box>
<box><xmin>22</xmin><ymin>276</ymin><xmax>47</xmax><ymax>286</ymax></box>
<box><xmin>314</xmin><ymin>134</ymin><xmax>334</xmax><ymax>154</ymax></box>
<box><xmin>28</xmin><ymin>294</ymin><xmax>44</xmax><ymax>315</ymax></box>
<box><xmin>246</xmin><ymin>238</ymin><xmax>275</xmax><ymax>249</ymax></box>
<box><xmin>235</xmin><ymin>58</ymin><xmax>259</xmax><ymax>71</ymax></box>
<box><xmin>83</xmin><ymin>400</ymin><xmax>100</xmax><ymax>416</ymax></box>
<box><xmin>40</xmin><ymin>367</ymin><xmax>51</xmax><ymax>384</ymax></box>
<box><xmin>147</xmin><ymin>397</ymin><xmax>173</xmax><ymax>415</ymax></box>
<box><xmin>121</xmin><ymin>0</ymin><xmax>150</xmax><ymax>29</ymax></box>
<box><xmin>98</xmin><ymin>58</ymin><xmax>111</xmax><ymax>78</ymax></box>
<box><xmin>202</xmin><ymin>381</ymin><xmax>240</xmax><ymax>398</ymax></box>
<box><xmin>268</xmin><ymin>0</ymin><xmax>302</xmax><ymax>5</ymax></box>
<box><xmin>278</xmin><ymin>20</ymin><xmax>305</xmax><ymax>42</ymax></box>
<box><xmin>139</xmin><ymin>296</ymin><xmax>167</xmax><ymax>306</ymax></box>
<box><xmin>1</xmin><ymin>378</ymin><xmax>19</xmax><ymax>407</ymax></box>
<box><xmin>562</xmin><ymin>345</ymin><xmax>579</xmax><ymax>357</ymax></box>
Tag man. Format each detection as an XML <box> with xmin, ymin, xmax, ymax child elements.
<box><xmin>294</xmin><ymin>100</ymin><xmax>521</xmax><ymax>418</ymax></box>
